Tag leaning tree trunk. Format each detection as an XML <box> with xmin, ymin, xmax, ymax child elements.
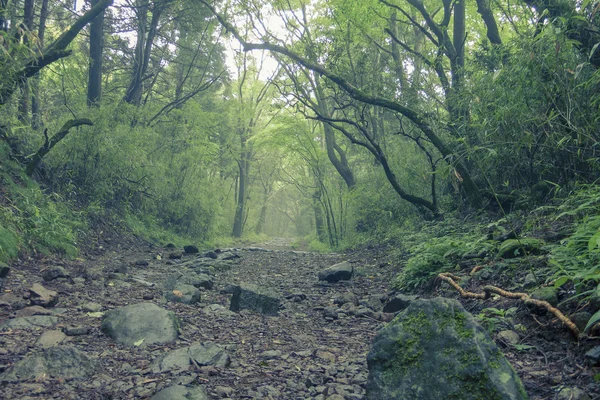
<box><xmin>87</xmin><ymin>0</ymin><xmax>106</xmax><ymax>107</ymax></box>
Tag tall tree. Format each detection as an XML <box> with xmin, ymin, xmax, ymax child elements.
<box><xmin>87</xmin><ymin>0</ymin><xmax>106</xmax><ymax>106</ymax></box>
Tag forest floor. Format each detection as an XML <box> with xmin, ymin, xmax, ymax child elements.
<box><xmin>0</xmin><ymin>231</ymin><xmax>599</xmax><ymax>399</ymax></box>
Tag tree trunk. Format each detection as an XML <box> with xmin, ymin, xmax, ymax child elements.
<box><xmin>31</xmin><ymin>0</ymin><xmax>48</xmax><ymax>129</ymax></box>
<box><xmin>232</xmin><ymin>148</ymin><xmax>249</xmax><ymax>238</ymax></box>
<box><xmin>18</xmin><ymin>0</ymin><xmax>35</xmax><ymax>123</ymax></box>
<box><xmin>124</xmin><ymin>0</ymin><xmax>163</xmax><ymax>105</ymax></box>
<box><xmin>87</xmin><ymin>0</ymin><xmax>105</xmax><ymax>107</ymax></box>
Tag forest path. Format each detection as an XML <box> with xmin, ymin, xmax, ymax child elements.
<box><xmin>0</xmin><ymin>238</ymin><xmax>395</xmax><ymax>399</ymax></box>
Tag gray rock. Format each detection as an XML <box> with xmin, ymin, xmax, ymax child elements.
<box><xmin>151</xmin><ymin>385</ymin><xmax>208</xmax><ymax>400</ymax></box>
<box><xmin>1</xmin><ymin>316</ymin><xmax>59</xmax><ymax>330</ymax></box>
<box><xmin>165</xmin><ymin>283</ymin><xmax>201</xmax><ymax>304</ymax></box>
<box><xmin>101</xmin><ymin>303</ymin><xmax>179</xmax><ymax>347</ymax></box>
<box><xmin>204</xmin><ymin>304</ymin><xmax>235</xmax><ymax>317</ymax></box>
<box><xmin>151</xmin><ymin>343</ymin><xmax>231</xmax><ymax>373</ymax></box>
<box><xmin>0</xmin><ymin>346</ymin><xmax>97</xmax><ymax>382</ymax></box>
<box><xmin>366</xmin><ymin>297</ymin><xmax>528</xmax><ymax>400</ymax></box>
<box><xmin>318</xmin><ymin>261</ymin><xmax>353</xmax><ymax>283</ymax></box>
<box><xmin>215</xmin><ymin>386</ymin><xmax>235</xmax><ymax>398</ymax></box>
<box><xmin>29</xmin><ymin>283</ymin><xmax>59</xmax><ymax>307</ymax></box>
<box><xmin>497</xmin><ymin>330</ymin><xmax>520</xmax><ymax>345</ymax></box>
<box><xmin>523</xmin><ymin>273</ymin><xmax>537</xmax><ymax>289</ymax></box>
<box><xmin>42</xmin><ymin>266</ymin><xmax>69</xmax><ymax>282</ymax></box>
<box><xmin>184</xmin><ymin>245</ymin><xmax>200</xmax><ymax>254</ymax></box>
<box><xmin>0</xmin><ymin>262</ymin><xmax>9</xmax><ymax>278</ymax></box>
<box><xmin>81</xmin><ymin>302</ymin><xmax>102</xmax><ymax>312</ymax></box>
<box><xmin>556</xmin><ymin>387</ymin><xmax>591</xmax><ymax>400</ymax></box>
<box><xmin>15</xmin><ymin>305</ymin><xmax>53</xmax><ymax>317</ymax></box>
<box><xmin>166</xmin><ymin>272</ymin><xmax>213</xmax><ymax>290</ymax></box>
<box><xmin>135</xmin><ymin>259</ymin><xmax>149</xmax><ymax>266</ymax></box>
<box><xmin>382</xmin><ymin>294</ymin><xmax>417</xmax><ymax>313</ymax></box>
<box><xmin>531</xmin><ymin>287</ymin><xmax>558</xmax><ymax>307</ymax></box>
<box><xmin>497</xmin><ymin>238</ymin><xmax>544</xmax><ymax>259</ymax></box>
<box><xmin>36</xmin><ymin>330</ymin><xmax>67</xmax><ymax>348</ymax></box>
<box><xmin>229</xmin><ymin>283</ymin><xmax>280</xmax><ymax>316</ymax></box>
<box><xmin>64</xmin><ymin>325</ymin><xmax>89</xmax><ymax>336</ymax></box>
<box><xmin>0</xmin><ymin>292</ymin><xmax>28</xmax><ymax>311</ymax></box>
<box><xmin>585</xmin><ymin>346</ymin><xmax>600</xmax><ymax>364</ymax></box>
<box><xmin>334</xmin><ymin>293</ymin><xmax>359</xmax><ymax>306</ymax></box>
<box><xmin>569</xmin><ymin>312</ymin><xmax>592</xmax><ymax>331</ymax></box>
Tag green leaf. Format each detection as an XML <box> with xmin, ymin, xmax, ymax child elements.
<box><xmin>588</xmin><ymin>231</ymin><xmax>600</xmax><ymax>252</ymax></box>
<box><xmin>553</xmin><ymin>276</ymin><xmax>571</xmax><ymax>288</ymax></box>
<box><xmin>512</xmin><ymin>344</ymin><xmax>535</xmax><ymax>351</ymax></box>
<box><xmin>134</xmin><ymin>338</ymin><xmax>145</xmax><ymax>347</ymax></box>
<box><xmin>584</xmin><ymin>309</ymin><xmax>600</xmax><ymax>332</ymax></box>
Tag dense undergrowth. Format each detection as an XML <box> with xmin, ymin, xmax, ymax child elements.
<box><xmin>384</xmin><ymin>184</ymin><xmax>600</xmax><ymax>312</ymax></box>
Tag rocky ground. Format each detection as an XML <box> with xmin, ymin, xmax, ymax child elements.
<box><xmin>0</xmin><ymin>235</ymin><xmax>599</xmax><ymax>399</ymax></box>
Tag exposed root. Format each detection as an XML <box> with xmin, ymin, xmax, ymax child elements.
<box><xmin>438</xmin><ymin>272</ymin><xmax>580</xmax><ymax>338</ymax></box>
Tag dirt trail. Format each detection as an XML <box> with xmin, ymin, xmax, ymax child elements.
<box><xmin>0</xmin><ymin>239</ymin><xmax>394</xmax><ymax>399</ymax></box>
<box><xmin>0</xmin><ymin>237</ymin><xmax>598</xmax><ymax>399</ymax></box>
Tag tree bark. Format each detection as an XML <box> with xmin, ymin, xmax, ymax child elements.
<box><xmin>476</xmin><ymin>0</ymin><xmax>502</xmax><ymax>45</ymax></box>
<box><xmin>31</xmin><ymin>0</ymin><xmax>49</xmax><ymax>129</ymax></box>
<box><xmin>87</xmin><ymin>0</ymin><xmax>106</xmax><ymax>106</ymax></box>
<box><xmin>18</xmin><ymin>0</ymin><xmax>35</xmax><ymax>123</ymax></box>
<box><xmin>26</xmin><ymin>119</ymin><xmax>93</xmax><ymax>175</ymax></box>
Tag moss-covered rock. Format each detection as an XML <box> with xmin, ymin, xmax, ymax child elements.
<box><xmin>530</xmin><ymin>287</ymin><xmax>558</xmax><ymax>307</ymax></box>
<box><xmin>497</xmin><ymin>238</ymin><xmax>545</xmax><ymax>259</ymax></box>
<box><xmin>366</xmin><ymin>298</ymin><xmax>528</xmax><ymax>400</ymax></box>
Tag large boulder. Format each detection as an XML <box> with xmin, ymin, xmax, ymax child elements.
<box><xmin>366</xmin><ymin>297</ymin><xmax>528</xmax><ymax>400</ymax></box>
<box><xmin>229</xmin><ymin>283</ymin><xmax>280</xmax><ymax>316</ymax></box>
<box><xmin>101</xmin><ymin>303</ymin><xmax>179</xmax><ymax>347</ymax></box>
<box><xmin>151</xmin><ymin>342</ymin><xmax>231</xmax><ymax>373</ymax></box>
<box><xmin>318</xmin><ymin>261</ymin><xmax>353</xmax><ymax>283</ymax></box>
<box><xmin>497</xmin><ymin>238</ymin><xmax>544</xmax><ymax>259</ymax></box>
<box><xmin>0</xmin><ymin>346</ymin><xmax>97</xmax><ymax>382</ymax></box>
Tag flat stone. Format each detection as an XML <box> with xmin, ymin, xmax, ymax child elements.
<box><xmin>16</xmin><ymin>305</ymin><xmax>53</xmax><ymax>317</ymax></box>
<box><xmin>215</xmin><ymin>386</ymin><xmax>235</xmax><ymax>398</ymax></box>
<box><xmin>318</xmin><ymin>261</ymin><xmax>353</xmax><ymax>283</ymax></box>
<box><xmin>36</xmin><ymin>330</ymin><xmax>67</xmax><ymax>349</ymax></box>
<box><xmin>0</xmin><ymin>293</ymin><xmax>27</xmax><ymax>310</ymax></box>
<box><xmin>585</xmin><ymin>346</ymin><xmax>600</xmax><ymax>364</ymax></box>
<box><xmin>81</xmin><ymin>302</ymin><xmax>102</xmax><ymax>312</ymax></box>
<box><xmin>229</xmin><ymin>283</ymin><xmax>280</xmax><ymax>316</ymax></box>
<box><xmin>101</xmin><ymin>303</ymin><xmax>179</xmax><ymax>347</ymax></box>
<box><xmin>0</xmin><ymin>346</ymin><xmax>97</xmax><ymax>382</ymax></box>
<box><xmin>1</xmin><ymin>316</ymin><xmax>59</xmax><ymax>330</ymax></box>
<box><xmin>151</xmin><ymin>343</ymin><xmax>231</xmax><ymax>373</ymax></box>
<box><xmin>29</xmin><ymin>283</ymin><xmax>59</xmax><ymax>308</ymax></box>
<box><xmin>569</xmin><ymin>312</ymin><xmax>592</xmax><ymax>331</ymax></box>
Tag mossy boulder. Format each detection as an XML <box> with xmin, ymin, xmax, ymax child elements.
<box><xmin>497</xmin><ymin>239</ymin><xmax>544</xmax><ymax>259</ymax></box>
<box><xmin>366</xmin><ymin>297</ymin><xmax>528</xmax><ymax>400</ymax></box>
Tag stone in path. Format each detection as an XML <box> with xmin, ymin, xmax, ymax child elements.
<box><xmin>318</xmin><ymin>261</ymin><xmax>353</xmax><ymax>283</ymax></box>
<box><xmin>382</xmin><ymin>293</ymin><xmax>417</xmax><ymax>313</ymax></box>
<box><xmin>28</xmin><ymin>283</ymin><xmax>59</xmax><ymax>307</ymax></box>
<box><xmin>16</xmin><ymin>305</ymin><xmax>53</xmax><ymax>317</ymax></box>
<box><xmin>36</xmin><ymin>330</ymin><xmax>67</xmax><ymax>348</ymax></box>
<box><xmin>42</xmin><ymin>266</ymin><xmax>69</xmax><ymax>282</ymax></box>
<box><xmin>366</xmin><ymin>297</ymin><xmax>528</xmax><ymax>400</ymax></box>
<box><xmin>101</xmin><ymin>303</ymin><xmax>179</xmax><ymax>347</ymax></box>
<box><xmin>151</xmin><ymin>385</ymin><xmax>208</xmax><ymax>400</ymax></box>
<box><xmin>0</xmin><ymin>346</ymin><xmax>97</xmax><ymax>382</ymax></box>
<box><xmin>165</xmin><ymin>283</ymin><xmax>201</xmax><ymax>304</ymax></box>
<box><xmin>151</xmin><ymin>342</ymin><xmax>231</xmax><ymax>373</ymax></box>
<box><xmin>184</xmin><ymin>245</ymin><xmax>200</xmax><ymax>254</ymax></box>
<box><xmin>1</xmin><ymin>315</ymin><xmax>59</xmax><ymax>330</ymax></box>
<box><xmin>229</xmin><ymin>283</ymin><xmax>280</xmax><ymax>316</ymax></box>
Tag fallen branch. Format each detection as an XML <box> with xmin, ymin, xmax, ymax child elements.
<box><xmin>438</xmin><ymin>272</ymin><xmax>580</xmax><ymax>338</ymax></box>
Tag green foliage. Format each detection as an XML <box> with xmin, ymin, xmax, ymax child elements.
<box><xmin>393</xmin><ymin>230</ymin><xmax>495</xmax><ymax>291</ymax></box>
<box><xmin>0</xmin><ymin>143</ymin><xmax>84</xmax><ymax>260</ymax></box>
<box><xmin>476</xmin><ymin>307</ymin><xmax>518</xmax><ymax>334</ymax></box>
